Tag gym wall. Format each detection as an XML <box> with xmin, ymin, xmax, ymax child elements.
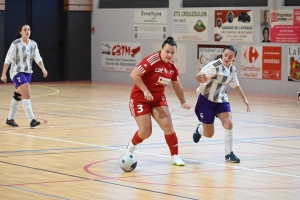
<box><xmin>91</xmin><ymin>0</ymin><xmax>300</xmax><ymax>96</ymax></box>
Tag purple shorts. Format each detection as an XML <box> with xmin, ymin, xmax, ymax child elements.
<box><xmin>195</xmin><ymin>94</ymin><xmax>231</xmax><ymax>124</ymax></box>
<box><xmin>12</xmin><ymin>72</ymin><xmax>32</xmax><ymax>89</ymax></box>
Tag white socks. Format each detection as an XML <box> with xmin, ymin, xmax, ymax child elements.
<box><xmin>224</xmin><ymin>129</ymin><xmax>233</xmax><ymax>155</ymax></box>
<box><xmin>8</xmin><ymin>99</ymin><xmax>20</xmax><ymax>120</ymax></box>
<box><xmin>198</xmin><ymin>123</ymin><xmax>204</xmax><ymax>135</ymax></box>
<box><xmin>22</xmin><ymin>99</ymin><xmax>34</xmax><ymax>121</ymax></box>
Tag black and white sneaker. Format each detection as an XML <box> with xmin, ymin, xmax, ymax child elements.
<box><xmin>30</xmin><ymin>119</ymin><xmax>41</xmax><ymax>128</ymax></box>
<box><xmin>6</xmin><ymin>119</ymin><xmax>19</xmax><ymax>127</ymax></box>
<box><xmin>193</xmin><ymin>123</ymin><xmax>202</xmax><ymax>143</ymax></box>
<box><xmin>225</xmin><ymin>152</ymin><xmax>240</xmax><ymax>163</ymax></box>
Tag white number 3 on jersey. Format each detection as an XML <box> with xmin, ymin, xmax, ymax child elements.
<box><xmin>137</xmin><ymin>104</ymin><xmax>143</xmax><ymax>113</ymax></box>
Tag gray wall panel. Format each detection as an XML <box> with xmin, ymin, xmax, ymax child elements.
<box><xmin>91</xmin><ymin>0</ymin><xmax>300</xmax><ymax>96</ymax></box>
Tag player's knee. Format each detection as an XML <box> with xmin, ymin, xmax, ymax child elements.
<box><xmin>222</xmin><ymin>118</ymin><xmax>233</xmax><ymax>130</ymax></box>
<box><xmin>159</xmin><ymin>121</ymin><xmax>173</xmax><ymax>132</ymax></box>
<box><xmin>223</xmin><ymin>122</ymin><xmax>233</xmax><ymax>130</ymax></box>
<box><xmin>139</xmin><ymin>129</ymin><xmax>152</xmax><ymax>139</ymax></box>
<box><xmin>204</xmin><ymin>131</ymin><xmax>214</xmax><ymax>138</ymax></box>
<box><xmin>13</xmin><ymin>92</ymin><xmax>22</xmax><ymax>101</ymax></box>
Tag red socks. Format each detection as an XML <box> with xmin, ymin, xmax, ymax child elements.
<box><xmin>165</xmin><ymin>132</ymin><xmax>178</xmax><ymax>156</ymax></box>
<box><xmin>132</xmin><ymin>131</ymin><xmax>144</xmax><ymax>145</ymax></box>
<box><xmin>131</xmin><ymin>131</ymin><xmax>179</xmax><ymax>156</ymax></box>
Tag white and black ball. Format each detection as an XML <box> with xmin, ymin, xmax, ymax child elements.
<box><xmin>119</xmin><ymin>153</ymin><xmax>137</xmax><ymax>172</ymax></box>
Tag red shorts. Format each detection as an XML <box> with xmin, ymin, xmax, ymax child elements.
<box><xmin>129</xmin><ymin>95</ymin><xmax>168</xmax><ymax>117</ymax></box>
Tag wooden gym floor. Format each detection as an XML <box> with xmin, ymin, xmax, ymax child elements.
<box><xmin>0</xmin><ymin>81</ymin><xmax>299</xmax><ymax>200</ymax></box>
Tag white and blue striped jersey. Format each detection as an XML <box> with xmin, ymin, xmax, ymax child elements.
<box><xmin>4</xmin><ymin>38</ymin><xmax>43</xmax><ymax>80</ymax></box>
<box><xmin>196</xmin><ymin>58</ymin><xmax>239</xmax><ymax>103</ymax></box>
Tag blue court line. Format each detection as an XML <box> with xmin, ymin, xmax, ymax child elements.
<box><xmin>237</xmin><ymin>140</ymin><xmax>300</xmax><ymax>150</ymax></box>
<box><xmin>235</xmin><ymin>121</ymin><xmax>300</xmax><ymax>129</ymax></box>
<box><xmin>0</xmin><ymin>184</ymin><xmax>69</xmax><ymax>200</ymax></box>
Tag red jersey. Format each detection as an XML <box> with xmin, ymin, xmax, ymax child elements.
<box><xmin>130</xmin><ymin>52</ymin><xmax>179</xmax><ymax>102</ymax></box>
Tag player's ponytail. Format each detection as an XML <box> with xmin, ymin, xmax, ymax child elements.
<box><xmin>215</xmin><ymin>54</ymin><xmax>222</xmax><ymax>60</ymax></box>
<box><xmin>162</xmin><ymin>36</ymin><xmax>177</xmax><ymax>49</ymax></box>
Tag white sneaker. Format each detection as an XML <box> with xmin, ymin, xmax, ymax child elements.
<box><xmin>126</xmin><ymin>141</ymin><xmax>136</xmax><ymax>154</ymax></box>
<box><xmin>171</xmin><ymin>155</ymin><xmax>185</xmax><ymax>166</ymax></box>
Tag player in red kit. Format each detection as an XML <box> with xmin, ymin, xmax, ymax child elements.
<box><xmin>125</xmin><ymin>37</ymin><xmax>191</xmax><ymax>166</ymax></box>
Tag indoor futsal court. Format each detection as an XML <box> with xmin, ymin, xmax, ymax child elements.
<box><xmin>0</xmin><ymin>82</ymin><xmax>299</xmax><ymax>200</ymax></box>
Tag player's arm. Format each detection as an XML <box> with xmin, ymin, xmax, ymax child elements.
<box><xmin>37</xmin><ymin>61</ymin><xmax>48</xmax><ymax>77</ymax></box>
<box><xmin>1</xmin><ymin>43</ymin><xmax>15</xmax><ymax>83</ymax></box>
<box><xmin>172</xmin><ymin>80</ymin><xmax>191</xmax><ymax>110</ymax></box>
<box><xmin>130</xmin><ymin>67</ymin><xmax>153</xmax><ymax>101</ymax></box>
<box><xmin>230</xmin><ymin>73</ymin><xmax>250</xmax><ymax>112</ymax></box>
<box><xmin>234</xmin><ymin>86</ymin><xmax>250</xmax><ymax>112</ymax></box>
<box><xmin>33</xmin><ymin>43</ymin><xmax>47</xmax><ymax>77</ymax></box>
<box><xmin>1</xmin><ymin>63</ymin><xmax>10</xmax><ymax>83</ymax></box>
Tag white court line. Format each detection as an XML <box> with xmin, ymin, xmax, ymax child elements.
<box><xmin>1</xmin><ymin>119</ymin><xmax>298</xmax><ymax>131</ymax></box>
<box><xmin>0</xmin><ymin>130</ymin><xmax>299</xmax><ymax>179</ymax></box>
<box><xmin>49</xmin><ymin>102</ymin><xmax>300</xmax><ymax>121</ymax></box>
<box><xmin>48</xmin><ymin>103</ymin><xmax>129</xmax><ymax>112</ymax></box>
<box><xmin>0</xmin><ymin>122</ymin><xmax>134</xmax><ymax>130</ymax></box>
<box><xmin>1</xmin><ymin>100</ymin><xmax>299</xmax><ymax>121</ymax></box>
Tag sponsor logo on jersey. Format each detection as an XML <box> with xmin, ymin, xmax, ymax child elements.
<box><xmin>155</xmin><ymin>67</ymin><xmax>168</xmax><ymax>74</ymax></box>
<box><xmin>156</xmin><ymin>76</ymin><xmax>171</xmax><ymax>86</ymax></box>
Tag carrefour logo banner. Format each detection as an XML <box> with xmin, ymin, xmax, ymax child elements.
<box><xmin>241</xmin><ymin>46</ymin><xmax>282</xmax><ymax>80</ymax></box>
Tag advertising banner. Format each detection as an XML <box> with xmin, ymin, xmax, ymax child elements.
<box><xmin>101</xmin><ymin>42</ymin><xmax>141</xmax><ymax>72</ymax></box>
<box><xmin>214</xmin><ymin>10</ymin><xmax>253</xmax><ymax>42</ymax></box>
<box><xmin>241</xmin><ymin>46</ymin><xmax>282</xmax><ymax>80</ymax></box>
<box><xmin>134</xmin><ymin>10</ymin><xmax>167</xmax><ymax>40</ymax></box>
<box><xmin>173</xmin><ymin>10</ymin><xmax>208</xmax><ymax>41</ymax></box>
<box><xmin>270</xmin><ymin>9</ymin><xmax>300</xmax><ymax>43</ymax></box>
<box><xmin>288</xmin><ymin>46</ymin><xmax>300</xmax><ymax>82</ymax></box>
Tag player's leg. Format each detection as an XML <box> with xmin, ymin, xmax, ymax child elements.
<box><xmin>14</xmin><ymin>73</ymin><xmax>40</xmax><ymax>127</ymax></box>
<box><xmin>6</xmin><ymin>91</ymin><xmax>22</xmax><ymax>127</ymax></box>
<box><xmin>126</xmin><ymin>99</ymin><xmax>152</xmax><ymax>154</ymax></box>
<box><xmin>151</xmin><ymin>105</ymin><xmax>184</xmax><ymax>166</ymax></box>
<box><xmin>217</xmin><ymin>109</ymin><xmax>240</xmax><ymax>163</ymax></box>
<box><xmin>193</xmin><ymin>94</ymin><xmax>216</xmax><ymax>142</ymax></box>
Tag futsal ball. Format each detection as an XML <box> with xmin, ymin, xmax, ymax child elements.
<box><xmin>119</xmin><ymin>153</ymin><xmax>137</xmax><ymax>172</ymax></box>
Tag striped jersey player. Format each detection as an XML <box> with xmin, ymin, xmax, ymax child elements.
<box><xmin>193</xmin><ymin>45</ymin><xmax>250</xmax><ymax>163</ymax></box>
